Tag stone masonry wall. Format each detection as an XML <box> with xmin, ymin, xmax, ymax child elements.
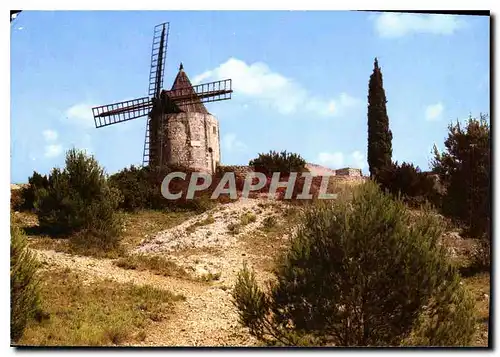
<box><xmin>335</xmin><ymin>168</ymin><xmax>363</xmax><ymax>177</ymax></box>
<box><xmin>163</xmin><ymin>112</ymin><xmax>220</xmax><ymax>174</ymax></box>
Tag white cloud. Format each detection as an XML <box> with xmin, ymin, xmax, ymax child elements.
<box><xmin>65</xmin><ymin>103</ymin><xmax>96</xmax><ymax>128</ymax></box>
<box><xmin>317</xmin><ymin>150</ymin><xmax>366</xmax><ymax>169</ymax></box>
<box><xmin>42</xmin><ymin>129</ymin><xmax>58</xmax><ymax>142</ymax></box>
<box><xmin>351</xmin><ymin>150</ymin><xmax>366</xmax><ymax>170</ymax></box>
<box><xmin>193</xmin><ymin>58</ymin><xmax>361</xmax><ymax>117</ymax></box>
<box><xmin>425</xmin><ymin>102</ymin><xmax>444</xmax><ymax>121</ymax></box>
<box><xmin>44</xmin><ymin>144</ymin><xmax>63</xmax><ymax>158</ymax></box>
<box><xmin>374</xmin><ymin>13</ymin><xmax>465</xmax><ymax>38</ymax></box>
<box><xmin>222</xmin><ymin>133</ymin><xmax>247</xmax><ymax>152</ymax></box>
<box><xmin>318</xmin><ymin>152</ymin><xmax>344</xmax><ymax>168</ymax></box>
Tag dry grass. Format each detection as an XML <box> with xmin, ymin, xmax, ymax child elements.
<box><xmin>17</xmin><ymin>268</ymin><xmax>185</xmax><ymax>346</ymax></box>
<box><xmin>241</xmin><ymin>204</ymin><xmax>302</xmax><ymax>272</ymax></box>
<box><xmin>114</xmin><ymin>254</ymin><xmax>189</xmax><ymax>280</ymax></box>
<box><xmin>114</xmin><ymin>253</ymin><xmax>222</xmax><ymax>283</ymax></box>
<box><xmin>240</xmin><ymin>212</ymin><xmax>257</xmax><ymax>226</ymax></box>
<box><xmin>169</xmin><ymin>246</ymin><xmax>223</xmax><ymax>257</ymax></box>
<box><xmin>26</xmin><ymin>210</ymin><xmax>193</xmax><ymax>259</ymax></box>
<box><xmin>120</xmin><ymin>210</ymin><xmax>194</xmax><ymax>249</ymax></box>
<box><xmin>463</xmin><ymin>272</ymin><xmax>490</xmax><ymax>347</ymax></box>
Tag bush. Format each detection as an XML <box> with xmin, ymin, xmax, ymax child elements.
<box><xmin>108</xmin><ymin>165</ymin><xmax>152</xmax><ymax>212</ymax></box>
<box><xmin>378</xmin><ymin>162</ymin><xmax>440</xmax><ymax>208</ymax></box>
<box><xmin>33</xmin><ymin>148</ymin><xmax>123</xmax><ymax>249</ymax></box>
<box><xmin>11</xmin><ymin>189</ymin><xmax>25</xmax><ymax>211</ymax></box>
<box><xmin>109</xmin><ymin>165</ymin><xmax>216</xmax><ymax>213</ymax></box>
<box><xmin>16</xmin><ymin>172</ymin><xmax>50</xmax><ymax>211</ymax></box>
<box><xmin>11</xmin><ymin>223</ymin><xmax>41</xmax><ymax>343</ymax></box>
<box><xmin>232</xmin><ymin>181</ymin><xmax>476</xmax><ymax>346</ymax></box>
<box><xmin>469</xmin><ymin>238</ymin><xmax>490</xmax><ymax>273</ymax></box>
<box><xmin>249</xmin><ymin>150</ymin><xmax>308</xmax><ymax>177</ymax></box>
<box><xmin>431</xmin><ymin>114</ymin><xmax>490</xmax><ymax>241</ymax></box>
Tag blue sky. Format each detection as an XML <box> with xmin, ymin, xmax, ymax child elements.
<box><xmin>10</xmin><ymin>11</ymin><xmax>489</xmax><ymax>182</ymax></box>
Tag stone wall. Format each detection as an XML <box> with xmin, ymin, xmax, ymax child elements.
<box><xmin>217</xmin><ymin>164</ymin><xmax>365</xmax><ymax>178</ymax></box>
<box><xmin>335</xmin><ymin>167</ymin><xmax>363</xmax><ymax>177</ymax></box>
<box><xmin>217</xmin><ymin>165</ymin><xmax>253</xmax><ymax>175</ymax></box>
<box><xmin>162</xmin><ymin>112</ymin><xmax>220</xmax><ymax>174</ymax></box>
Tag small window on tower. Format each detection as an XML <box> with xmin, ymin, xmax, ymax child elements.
<box><xmin>213</xmin><ymin>126</ymin><xmax>216</xmax><ymax>134</ymax></box>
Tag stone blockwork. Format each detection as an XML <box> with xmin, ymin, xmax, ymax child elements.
<box><xmin>217</xmin><ymin>164</ymin><xmax>365</xmax><ymax>178</ymax></box>
<box><xmin>161</xmin><ymin>112</ymin><xmax>221</xmax><ymax>174</ymax></box>
<box><xmin>335</xmin><ymin>167</ymin><xmax>363</xmax><ymax>177</ymax></box>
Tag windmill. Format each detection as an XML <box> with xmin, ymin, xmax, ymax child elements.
<box><xmin>91</xmin><ymin>22</ymin><xmax>233</xmax><ymax>172</ymax></box>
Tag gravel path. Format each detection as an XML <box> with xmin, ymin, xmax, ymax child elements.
<box><xmin>33</xmin><ymin>198</ymin><xmax>284</xmax><ymax>346</ymax></box>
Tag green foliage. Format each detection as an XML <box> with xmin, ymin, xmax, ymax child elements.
<box><xmin>16</xmin><ymin>172</ymin><xmax>50</xmax><ymax>211</ymax></box>
<box><xmin>232</xmin><ymin>181</ymin><xmax>476</xmax><ymax>346</ymax></box>
<box><xmin>109</xmin><ymin>165</ymin><xmax>215</xmax><ymax>213</ymax></box>
<box><xmin>240</xmin><ymin>212</ymin><xmax>257</xmax><ymax>225</ymax></box>
<box><xmin>249</xmin><ymin>150</ymin><xmax>308</xmax><ymax>176</ymax></box>
<box><xmin>108</xmin><ymin>165</ymin><xmax>152</xmax><ymax>212</ymax></box>
<box><xmin>261</xmin><ymin>216</ymin><xmax>277</xmax><ymax>230</ymax></box>
<box><xmin>11</xmin><ymin>223</ymin><xmax>41</xmax><ymax>343</ymax></box>
<box><xmin>431</xmin><ymin>114</ymin><xmax>490</xmax><ymax>241</ymax></box>
<box><xmin>378</xmin><ymin>161</ymin><xmax>440</xmax><ymax>208</ymax></box>
<box><xmin>33</xmin><ymin>148</ymin><xmax>123</xmax><ymax>249</ymax></box>
<box><xmin>367</xmin><ymin>58</ymin><xmax>393</xmax><ymax>181</ymax></box>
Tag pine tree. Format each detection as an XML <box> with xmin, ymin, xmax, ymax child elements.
<box><xmin>367</xmin><ymin>58</ymin><xmax>393</xmax><ymax>180</ymax></box>
<box><xmin>432</xmin><ymin>114</ymin><xmax>491</xmax><ymax>240</ymax></box>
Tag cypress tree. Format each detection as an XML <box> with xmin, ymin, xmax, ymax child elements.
<box><xmin>367</xmin><ymin>58</ymin><xmax>393</xmax><ymax>180</ymax></box>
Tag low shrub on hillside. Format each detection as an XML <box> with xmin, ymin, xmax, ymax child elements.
<box><xmin>232</xmin><ymin>181</ymin><xmax>476</xmax><ymax>346</ymax></box>
<box><xmin>13</xmin><ymin>172</ymin><xmax>50</xmax><ymax>211</ymax></box>
<box><xmin>249</xmin><ymin>150</ymin><xmax>308</xmax><ymax>177</ymax></box>
<box><xmin>109</xmin><ymin>165</ymin><xmax>216</xmax><ymax>213</ymax></box>
<box><xmin>378</xmin><ymin>162</ymin><xmax>440</xmax><ymax>208</ymax></box>
<box><xmin>33</xmin><ymin>149</ymin><xmax>123</xmax><ymax>250</ymax></box>
<box><xmin>11</xmin><ymin>222</ymin><xmax>42</xmax><ymax>343</ymax></box>
<box><xmin>11</xmin><ymin>189</ymin><xmax>25</xmax><ymax>212</ymax></box>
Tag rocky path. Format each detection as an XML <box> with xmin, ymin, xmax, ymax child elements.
<box><xmin>34</xmin><ymin>198</ymin><xmax>283</xmax><ymax>347</ymax></box>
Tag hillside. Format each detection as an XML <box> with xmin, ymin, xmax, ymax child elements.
<box><xmin>11</xmin><ymin>181</ymin><xmax>489</xmax><ymax>347</ymax></box>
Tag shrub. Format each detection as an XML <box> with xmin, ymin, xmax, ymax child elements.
<box><xmin>11</xmin><ymin>188</ymin><xmax>25</xmax><ymax>211</ymax></box>
<box><xmin>33</xmin><ymin>148</ymin><xmax>123</xmax><ymax>249</ymax></box>
<box><xmin>468</xmin><ymin>238</ymin><xmax>490</xmax><ymax>273</ymax></box>
<box><xmin>232</xmin><ymin>181</ymin><xmax>476</xmax><ymax>346</ymax></box>
<box><xmin>261</xmin><ymin>216</ymin><xmax>277</xmax><ymax>230</ymax></box>
<box><xmin>228</xmin><ymin>222</ymin><xmax>241</xmax><ymax>235</ymax></box>
<box><xmin>249</xmin><ymin>150</ymin><xmax>308</xmax><ymax>177</ymax></box>
<box><xmin>11</xmin><ymin>223</ymin><xmax>41</xmax><ymax>343</ymax></box>
<box><xmin>240</xmin><ymin>212</ymin><xmax>257</xmax><ymax>225</ymax></box>
<box><xmin>109</xmin><ymin>165</ymin><xmax>216</xmax><ymax>213</ymax></box>
<box><xmin>431</xmin><ymin>114</ymin><xmax>490</xmax><ymax>240</ymax></box>
<box><xmin>17</xmin><ymin>172</ymin><xmax>50</xmax><ymax>211</ymax></box>
<box><xmin>108</xmin><ymin>165</ymin><xmax>152</xmax><ymax>212</ymax></box>
<box><xmin>378</xmin><ymin>162</ymin><xmax>440</xmax><ymax>208</ymax></box>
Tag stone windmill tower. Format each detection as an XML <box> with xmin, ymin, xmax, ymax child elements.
<box><xmin>91</xmin><ymin>22</ymin><xmax>233</xmax><ymax>174</ymax></box>
<box><xmin>154</xmin><ymin>63</ymin><xmax>222</xmax><ymax>174</ymax></box>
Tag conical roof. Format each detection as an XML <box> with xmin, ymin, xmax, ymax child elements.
<box><xmin>168</xmin><ymin>63</ymin><xmax>209</xmax><ymax>114</ymax></box>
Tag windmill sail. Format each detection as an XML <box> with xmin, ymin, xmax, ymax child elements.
<box><xmin>92</xmin><ymin>97</ymin><xmax>152</xmax><ymax>128</ymax></box>
<box><xmin>148</xmin><ymin>22</ymin><xmax>169</xmax><ymax>98</ymax></box>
